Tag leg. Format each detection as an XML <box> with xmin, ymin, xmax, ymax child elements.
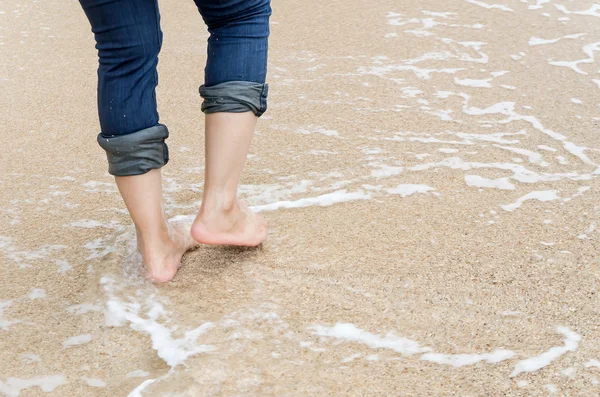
<box><xmin>80</xmin><ymin>0</ymin><xmax>194</xmax><ymax>281</ymax></box>
<box><xmin>191</xmin><ymin>0</ymin><xmax>271</xmax><ymax>246</ymax></box>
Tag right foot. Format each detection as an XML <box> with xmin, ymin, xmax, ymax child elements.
<box><xmin>191</xmin><ymin>200</ymin><xmax>267</xmax><ymax>247</ymax></box>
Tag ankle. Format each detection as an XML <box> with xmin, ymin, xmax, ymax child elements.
<box><xmin>136</xmin><ymin>226</ymin><xmax>172</xmax><ymax>251</ymax></box>
<box><xmin>200</xmin><ymin>190</ymin><xmax>238</xmax><ymax>215</ymax></box>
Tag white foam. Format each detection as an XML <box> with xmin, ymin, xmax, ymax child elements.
<box><xmin>549</xmin><ymin>41</ymin><xmax>600</xmax><ymax>75</ymax></box>
<box><xmin>309</xmin><ymin>150</ymin><xmax>338</xmax><ymax>156</ymax></box>
<box><xmin>66</xmin><ymin>303</ymin><xmax>102</xmax><ymax>315</ymax></box>
<box><xmin>84</xmin><ymin>236</ymin><xmax>115</xmax><ymax>260</ymax></box>
<box><xmin>439</xmin><ymin>148</ymin><xmax>459</xmax><ymax>153</ymax></box>
<box><xmin>358</xmin><ymin>63</ymin><xmax>465</xmax><ymax>80</ymax></box>
<box><xmin>82</xmin><ymin>377</ymin><xmax>106</xmax><ymax>388</ymax></box>
<box><xmin>82</xmin><ymin>180</ymin><xmax>116</xmax><ymax>193</ymax></box>
<box><xmin>5</xmin><ymin>244</ymin><xmax>67</xmax><ymax>269</ymax></box>
<box><xmin>571</xmin><ymin>98</ymin><xmax>583</xmax><ymax>104</ymax></box>
<box><xmin>561</xmin><ymin>367</ymin><xmax>576</xmax><ymax>378</ymax></box>
<box><xmin>462</xmin><ymin>101</ymin><xmax>596</xmax><ymax>167</ymax></box>
<box><xmin>128</xmin><ymin>378</ymin><xmax>159</xmax><ymax>397</ymax></box>
<box><xmin>0</xmin><ymin>375</ymin><xmax>67</xmax><ymax>396</ymax></box>
<box><xmin>578</xmin><ymin>223</ymin><xmax>596</xmax><ymax>239</ymax></box>
<box><xmin>0</xmin><ymin>301</ymin><xmax>20</xmax><ymax>331</ymax></box>
<box><xmin>563</xmin><ymin>186</ymin><xmax>591</xmax><ymax>202</ymax></box>
<box><xmin>501</xmin><ymin>190</ymin><xmax>560</xmax><ymax>211</ymax></box>
<box><xmin>341</xmin><ymin>353</ymin><xmax>362</xmax><ymax>363</ymax></box>
<box><xmin>422</xmin><ymin>156</ymin><xmax>591</xmax><ymax>184</ymax></box>
<box><xmin>464</xmin><ymin>0</ymin><xmax>513</xmax><ymax>12</ymax></box>
<box><xmin>422</xmin><ymin>10</ymin><xmax>456</xmax><ymax>18</ymax></box>
<box><xmin>126</xmin><ymin>370</ymin><xmax>150</xmax><ymax>378</ymax></box>
<box><xmin>465</xmin><ymin>175</ymin><xmax>515</xmax><ymax>190</ymax></box>
<box><xmin>370</xmin><ymin>165</ymin><xmax>403</xmax><ymax>178</ymax></box>
<box><xmin>20</xmin><ymin>354</ymin><xmax>41</xmax><ymax>364</ymax></box>
<box><xmin>454</xmin><ymin>77</ymin><xmax>492</xmax><ymax>88</ymax></box>
<box><xmin>63</xmin><ymin>334</ymin><xmax>92</xmax><ymax>348</ymax></box>
<box><xmin>491</xmin><ymin>70</ymin><xmax>509</xmax><ymax>77</ymax></box>
<box><xmin>53</xmin><ymin>176</ymin><xmax>75</xmax><ymax>181</ymax></box>
<box><xmin>56</xmin><ymin>259</ymin><xmax>72</xmax><ymax>273</ymax></box>
<box><xmin>312</xmin><ymin>323</ymin><xmax>517</xmax><ymax>369</ymax></box>
<box><xmin>0</xmin><ymin>236</ymin><xmax>12</xmax><ymax>250</ymax></box>
<box><xmin>585</xmin><ymin>359</ymin><xmax>600</xmax><ymax>368</ymax></box>
<box><xmin>296</xmin><ymin>125</ymin><xmax>339</xmax><ymax>137</ymax></box>
<box><xmin>421</xmin><ymin>349</ymin><xmax>514</xmax><ymax>367</ymax></box>
<box><xmin>537</xmin><ymin>145</ymin><xmax>557</xmax><ymax>152</ymax></box>
<box><xmin>593</xmin><ymin>79</ymin><xmax>600</xmax><ymax>88</ymax></box>
<box><xmin>310</xmin><ymin>323</ymin><xmax>431</xmax><ymax>355</ymax></box>
<box><xmin>386</xmin><ymin>184</ymin><xmax>435</xmax><ymax>197</ymax></box>
<box><xmin>238</xmin><ymin>179</ymin><xmax>314</xmax><ymax>206</ymax></box>
<box><xmin>517</xmin><ymin>379</ymin><xmax>529</xmax><ymax>387</ymax></box>
<box><xmin>493</xmin><ymin>145</ymin><xmax>548</xmax><ymax>166</ymax></box>
<box><xmin>528</xmin><ymin>33</ymin><xmax>586</xmax><ymax>46</ymax></box>
<box><xmin>525</xmin><ymin>0</ymin><xmax>550</xmax><ymax>10</ymax></box>
<box><xmin>28</xmin><ymin>288</ymin><xmax>46</xmax><ymax>300</ymax></box>
<box><xmin>545</xmin><ymin>384</ymin><xmax>558</xmax><ymax>393</ymax></box>
<box><xmin>102</xmin><ymin>277</ymin><xmax>214</xmax><ymax>368</ymax></box>
<box><xmin>555</xmin><ymin>4</ymin><xmax>600</xmax><ymax>17</ymax></box>
<box><xmin>70</xmin><ymin>219</ymin><xmax>119</xmax><ymax>229</ymax></box>
<box><xmin>511</xmin><ymin>327</ymin><xmax>581</xmax><ymax>376</ymax></box>
<box><xmin>251</xmin><ymin>190</ymin><xmax>372</xmax><ymax>212</ymax></box>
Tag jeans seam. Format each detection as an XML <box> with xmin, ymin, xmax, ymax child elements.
<box><xmin>259</xmin><ymin>83</ymin><xmax>268</xmax><ymax>116</ymax></box>
<box><xmin>152</xmin><ymin>0</ymin><xmax>161</xmax><ymax>116</ymax></box>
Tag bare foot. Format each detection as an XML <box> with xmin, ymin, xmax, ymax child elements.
<box><xmin>191</xmin><ymin>200</ymin><xmax>267</xmax><ymax>246</ymax></box>
<box><xmin>137</xmin><ymin>223</ymin><xmax>197</xmax><ymax>283</ymax></box>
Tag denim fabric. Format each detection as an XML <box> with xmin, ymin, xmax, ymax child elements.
<box><xmin>193</xmin><ymin>0</ymin><xmax>271</xmax><ymax>87</ymax></box>
<box><xmin>80</xmin><ymin>0</ymin><xmax>163</xmax><ymax>138</ymax></box>
<box><xmin>200</xmin><ymin>81</ymin><xmax>268</xmax><ymax>116</ymax></box>
<box><xmin>79</xmin><ymin>0</ymin><xmax>271</xmax><ymax>176</ymax></box>
<box><xmin>98</xmin><ymin>124</ymin><xmax>169</xmax><ymax>176</ymax></box>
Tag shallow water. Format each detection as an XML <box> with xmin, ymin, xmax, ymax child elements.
<box><xmin>1</xmin><ymin>0</ymin><xmax>600</xmax><ymax>395</ymax></box>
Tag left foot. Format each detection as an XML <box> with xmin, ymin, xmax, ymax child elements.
<box><xmin>137</xmin><ymin>222</ymin><xmax>197</xmax><ymax>282</ymax></box>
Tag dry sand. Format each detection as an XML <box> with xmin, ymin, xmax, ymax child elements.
<box><xmin>1</xmin><ymin>0</ymin><xmax>600</xmax><ymax>395</ymax></box>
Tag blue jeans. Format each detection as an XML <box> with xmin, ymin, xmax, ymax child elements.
<box><xmin>79</xmin><ymin>0</ymin><xmax>271</xmax><ymax>176</ymax></box>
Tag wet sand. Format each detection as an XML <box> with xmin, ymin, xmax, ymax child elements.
<box><xmin>1</xmin><ymin>0</ymin><xmax>600</xmax><ymax>395</ymax></box>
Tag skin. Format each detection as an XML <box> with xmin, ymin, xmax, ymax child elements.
<box><xmin>115</xmin><ymin>112</ymin><xmax>267</xmax><ymax>282</ymax></box>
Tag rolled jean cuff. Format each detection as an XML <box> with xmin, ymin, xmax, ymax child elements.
<box><xmin>97</xmin><ymin>124</ymin><xmax>169</xmax><ymax>176</ymax></box>
<box><xmin>199</xmin><ymin>81</ymin><xmax>268</xmax><ymax>117</ymax></box>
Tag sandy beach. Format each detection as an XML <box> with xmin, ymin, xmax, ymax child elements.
<box><xmin>1</xmin><ymin>0</ymin><xmax>600</xmax><ymax>395</ymax></box>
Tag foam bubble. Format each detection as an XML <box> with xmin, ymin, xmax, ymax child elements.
<box><xmin>82</xmin><ymin>377</ymin><xmax>106</xmax><ymax>388</ymax></box>
<box><xmin>0</xmin><ymin>375</ymin><xmax>67</xmax><ymax>396</ymax></box>
<box><xmin>28</xmin><ymin>289</ymin><xmax>46</xmax><ymax>300</ymax></box>
<box><xmin>126</xmin><ymin>370</ymin><xmax>150</xmax><ymax>378</ymax></box>
<box><xmin>102</xmin><ymin>277</ymin><xmax>215</xmax><ymax>368</ymax></box>
<box><xmin>511</xmin><ymin>327</ymin><xmax>580</xmax><ymax>377</ymax></box>
<box><xmin>465</xmin><ymin>175</ymin><xmax>515</xmax><ymax>190</ymax></box>
<box><xmin>310</xmin><ymin>323</ymin><xmax>430</xmax><ymax>355</ymax></box>
<box><xmin>63</xmin><ymin>334</ymin><xmax>92</xmax><ymax>348</ymax></box>
<box><xmin>421</xmin><ymin>349</ymin><xmax>514</xmax><ymax>367</ymax></box>
<box><xmin>501</xmin><ymin>190</ymin><xmax>560</xmax><ymax>212</ymax></box>
<box><xmin>464</xmin><ymin>0</ymin><xmax>513</xmax><ymax>12</ymax></box>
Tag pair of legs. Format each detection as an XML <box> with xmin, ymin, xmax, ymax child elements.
<box><xmin>80</xmin><ymin>0</ymin><xmax>271</xmax><ymax>281</ymax></box>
